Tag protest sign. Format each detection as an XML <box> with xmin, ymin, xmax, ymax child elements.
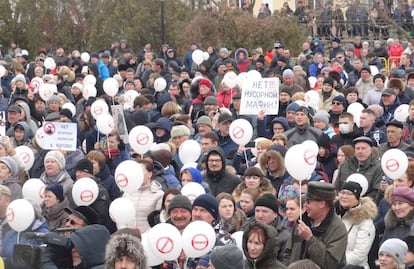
<box><xmin>41</xmin><ymin>122</ymin><xmax>77</xmax><ymax>151</ymax></box>
<box><xmin>239</xmin><ymin>77</ymin><xmax>279</xmax><ymax>115</ymax></box>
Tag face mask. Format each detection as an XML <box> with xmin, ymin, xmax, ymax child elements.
<box><xmin>339</xmin><ymin>123</ymin><xmax>351</xmax><ymax>134</ymax></box>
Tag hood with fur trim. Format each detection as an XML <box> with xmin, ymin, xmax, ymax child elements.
<box><xmin>105</xmin><ymin>233</ymin><xmax>147</xmax><ymax>269</ymax></box>
<box><xmin>345</xmin><ymin>196</ymin><xmax>378</xmax><ymax>225</ymax></box>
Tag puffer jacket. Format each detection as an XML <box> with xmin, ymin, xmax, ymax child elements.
<box><xmin>243</xmin><ymin>221</ymin><xmax>287</xmax><ymax>269</ymax></box>
<box><xmin>335</xmin><ymin>197</ymin><xmax>378</xmax><ymax>269</ymax></box>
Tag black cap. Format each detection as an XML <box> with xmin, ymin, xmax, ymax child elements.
<box><xmin>296</xmin><ymin>106</ymin><xmax>309</xmax><ymax>116</ymax></box>
<box><xmin>254</xmin><ymin>193</ymin><xmax>279</xmax><ymax>213</ymax></box>
<box><xmin>65</xmin><ymin>206</ymin><xmax>99</xmax><ymax>225</ymax></box>
<box><xmin>386</xmin><ymin>120</ymin><xmax>403</xmax><ymax>129</ymax></box>
<box><xmin>75</xmin><ymin>159</ymin><xmax>94</xmax><ymax>175</ymax></box>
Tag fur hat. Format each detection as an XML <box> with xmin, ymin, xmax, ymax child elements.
<box><xmin>151</xmin><ymin>149</ymin><xmax>173</xmax><ymax>168</ymax></box>
<box><xmin>379</xmin><ymin>238</ymin><xmax>408</xmax><ymax>265</ymax></box>
<box><xmin>105</xmin><ymin>233</ymin><xmax>147</xmax><ymax>269</ymax></box>
<box><xmin>170</xmin><ymin>125</ymin><xmax>190</xmax><ymax>138</ymax></box>
<box><xmin>387</xmin><ymin>78</ymin><xmax>404</xmax><ymax>91</ymax></box>
<box><xmin>168</xmin><ymin>195</ymin><xmax>192</xmax><ymax>214</ymax></box>
<box><xmin>45</xmin><ymin>150</ymin><xmax>66</xmax><ymax>170</ymax></box>
<box><xmin>210</xmin><ymin>245</ymin><xmax>244</xmax><ymax>269</ymax></box>
<box><xmin>192</xmin><ymin>194</ymin><xmax>218</xmax><ymax>220</ymax></box>
<box><xmin>0</xmin><ymin>156</ymin><xmax>18</xmax><ymax>177</ymax></box>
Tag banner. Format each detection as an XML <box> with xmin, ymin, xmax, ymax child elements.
<box><xmin>41</xmin><ymin>122</ymin><xmax>77</xmax><ymax>151</ymax></box>
<box><xmin>239</xmin><ymin>77</ymin><xmax>279</xmax><ymax>115</ymax></box>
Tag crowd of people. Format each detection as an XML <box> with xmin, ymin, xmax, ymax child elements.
<box><xmin>1</xmin><ymin>13</ymin><xmax>414</xmax><ymax>268</ymax></box>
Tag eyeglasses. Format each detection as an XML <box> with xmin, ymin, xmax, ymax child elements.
<box><xmin>66</xmin><ymin>218</ymin><xmax>82</xmax><ymax>226</ymax></box>
<box><xmin>208</xmin><ymin>159</ymin><xmax>221</xmax><ymax>163</ymax></box>
<box><xmin>332</xmin><ymin>101</ymin><xmax>343</xmax><ymax>105</ymax></box>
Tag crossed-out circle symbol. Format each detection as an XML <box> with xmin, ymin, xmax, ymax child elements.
<box><xmin>6</xmin><ymin>208</ymin><xmax>14</xmax><ymax>222</ymax></box>
<box><xmin>232</xmin><ymin>127</ymin><xmax>244</xmax><ymax>139</ymax></box>
<box><xmin>93</xmin><ymin>106</ymin><xmax>103</xmax><ymax>115</ymax></box>
<box><xmin>303</xmin><ymin>150</ymin><xmax>316</xmax><ymax>166</ymax></box>
<box><xmin>137</xmin><ymin>133</ymin><xmax>149</xmax><ymax>146</ymax></box>
<box><xmin>116</xmin><ymin>173</ymin><xmax>129</xmax><ymax>188</ymax></box>
<box><xmin>156</xmin><ymin>237</ymin><xmax>174</xmax><ymax>254</ymax></box>
<box><xmin>21</xmin><ymin>152</ymin><xmax>30</xmax><ymax>164</ymax></box>
<box><xmin>80</xmin><ymin>190</ymin><xmax>94</xmax><ymax>202</ymax></box>
<box><xmin>386</xmin><ymin>159</ymin><xmax>399</xmax><ymax>172</ymax></box>
<box><xmin>191</xmin><ymin>233</ymin><xmax>209</xmax><ymax>251</ymax></box>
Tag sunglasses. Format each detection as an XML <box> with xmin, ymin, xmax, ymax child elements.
<box><xmin>332</xmin><ymin>101</ymin><xmax>343</xmax><ymax>105</ymax></box>
<box><xmin>66</xmin><ymin>218</ymin><xmax>82</xmax><ymax>226</ymax></box>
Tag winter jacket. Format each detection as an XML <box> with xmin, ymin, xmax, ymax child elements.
<box><xmin>39</xmin><ymin>169</ymin><xmax>74</xmax><ymax>194</ymax></box>
<box><xmin>96</xmin><ymin>164</ymin><xmax>122</xmax><ymax>201</ymax></box>
<box><xmin>64</xmin><ymin>149</ymin><xmax>85</xmax><ymax>180</ymax></box>
<box><xmin>378</xmin><ymin>140</ymin><xmax>410</xmax><ymax>156</ymax></box>
<box><xmin>233</xmin><ymin>177</ymin><xmax>275</xmax><ymax>202</ymax></box>
<box><xmin>285</xmin><ymin>125</ymin><xmax>322</xmax><ymax>147</ymax></box>
<box><xmin>382</xmin><ymin>207</ymin><xmax>414</xmax><ymax>243</ymax></box>
<box><xmin>42</xmin><ymin>197</ymin><xmax>70</xmax><ymax>230</ymax></box>
<box><xmin>243</xmin><ymin>221</ymin><xmax>287</xmax><ymax>269</ymax></box>
<box><xmin>2</xmin><ymin>177</ymin><xmax>22</xmax><ymax>201</ymax></box>
<box><xmin>122</xmin><ymin>180</ymin><xmax>164</xmax><ymax>233</ymax></box>
<box><xmin>283</xmin><ymin>209</ymin><xmax>347</xmax><ymax>269</ymax></box>
<box><xmin>335</xmin><ymin>153</ymin><xmax>383</xmax><ymax>200</ymax></box>
<box><xmin>105</xmin><ymin>233</ymin><xmax>147</xmax><ymax>269</ymax></box>
<box><xmin>317</xmin><ymin>89</ymin><xmax>344</xmax><ymax>111</ymax></box>
<box><xmin>215</xmin><ymin>130</ymin><xmax>239</xmax><ymax>160</ymax></box>
<box><xmin>380</xmin><ymin>96</ymin><xmax>401</xmax><ymax>123</ymax></box>
<box><xmin>331</xmin><ymin>125</ymin><xmax>364</xmax><ymax>149</ymax></box>
<box><xmin>203</xmin><ymin>147</ymin><xmax>241</xmax><ymax>196</ymax></box>
<box><xmin>335</xmin><ymin>197</ymin><xmax>377</xmax><ymax>269</ymax></box>
<box><xmin>70</xmin><ymin>225</ymin><xmax>110</xmax><ymax>269</ymax></box>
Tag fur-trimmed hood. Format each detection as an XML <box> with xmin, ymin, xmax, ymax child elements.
<box><xmin>105</xmin><ymin>233</ymin><xmax>147</xmax><ymax>269</ymax></box>
<box><xmin>345</xmin><ymin>197</ymin><xmax>378</xmax><ymax>225</ymax></box>
<box><xmin>232</xmin><ymin>177</ymin><xmax>275</xmax><ymax>201</ymax></box>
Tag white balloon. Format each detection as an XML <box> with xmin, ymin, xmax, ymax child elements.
<box><xmin>246</xmin><ymin>70</ymin><xmax>262</xmax><ymax>81</ymax></box>
<box><xmin>347</xmin><ymin>102</ymin><xmax>364</xmax><ymax>127</ymax></box>
<box><xmin>182</xmin><ymin>221</ymin><xmax>216</xmax><ymax>258</ymax></box>
<box><xmin>223</xmin><ymin>71</ymin><xmax>238</xmax><ymax>88</ymax></box>
<box><xmin>15</xmin><ymin>145</ymin><xmax>35</xmax><ymax>171</ymax></box>
<box><xmin>370</xmin><ymin>65</ymin><xmax>379</xmax><ymax>76</ymax></box>
<box><xmin>229</xmin><ymin>119</ymin><xmax>253</xmax><ymax>145</ymax></box>
<box><xmin>103</xmin><ymin>77</ymin><xmax>119</xmax><ymax>97</ymax></box>
<box><xmin>181</xmin><ymin>182</ymin><xmax>206</xmax><ymax>203</ymax></box>
<box><xmin>305</xmin><ymin>90</ymin><xmax>320</xmax><ymax>108</ymax></box>
<box><xmin>81</xmin><ymin>52</ymin><xmax>90</xmax><ymax>63</ymax></box>
<box><xmin>141</xmin><ymin>233</ymin><xmax>164</xmax><ymax>266</ymax></box>
<box><xmin>44</xmin><ymin>57</ymin><xmax>56</xmax><ymax>70</ymax></box>
<box><xmin>30</xmin><ymin>77</ymin><xmax>44</xmax><ymax>94</ymax></box>
<box><xmin>0</xmin><ymin>65</ymin><xmax>6</xmax><ymax>77</ymax></box>
<box><xmin>179</xmin><ymin>140</ymin><xmax>201</xmax><ymax>164</ymax></box>
<box><xmin>192</xmin><ymin>49</ymin><xmax>204</xmax><ymax>65</ymax></box>
<box><xmin>124</xmin><ymin>90</ymin><xmax>139</xmax><ymax>107</ymax></box>
<box><xmin>62</xmin><ymin>102</ymin><xmax>76</xmax><ymax>118</ymax></box>
<box><xmin>154</xmin><ymin>77</ymin><xmax>167</xmax><ymax>92</ymax></box>
<box><xmin>72</xmin><ymin>178</ymin><xmax>99</xmax><ymax>206</ymax></box>
<box><xmin>231</xmin><ymin>231</ymin><xmax>246</xmax><ymax>259</ymax></box>
<box><xmin>7</xmin><ymin>199</ymin><xmax>35</xmax><ymax>232</ymax></box>
<box><xmin>237</xmin><ymin>72</ymin><xmax>248</xmax><ymax>88</ymax></box>
<box><xmin>202</xmin><ymin>51</ymin><xmax>210</xmax><ymax>61</ymax></box>
<box><xmin>308</xmin><ymin>76</ymin><xmax>317</xmax><ymax>89</ymax></box>
<box><xmin>114</xmin><ymin>160</ymin><xmax>144</xmax><ymax>193</ymax></box>
<box><xmin>129</xmin><ymin>126</ymin><xmax>154</xmax><ymax>155</ymax></box>
<box><xmin>346</xmin><ymin>173</ymin><xmax>369</xmax><ymax>196</ymax></box>
<box><xmin>22</xmin><ymin>179</ymin><xmax>45</xmax><ymax>206</ymax></box>
<box><xmin>35</xmin><ymin>128</ymin><xmax>46</xmax><ymax>149</ymax></box>
<box><xmin>109</xmin><ymin>198</ymin><xmax>136</xmax><ymax>226</ymax></box>
<box><xmin>90</xmin><ymin>99</ymin><xmax>109</xmax><ymax>119</ymax></box>
<box><xmin>148</xmin><ymin>223</ymin><xmax>183</xmax><ymax>261</ymax></box>
<box><xmin>381</xmin><ymin>149</ymin><xmax>409</xmax><ymax>179</ymax></box>
<box><xmin>284</xmin><ymin>144</ymin><xmax>317</xmax><ymax>180</ymax></box>
<box><xmin>302</xmin><ymin>140</ymin><xmax>319</xmax><ymax>156</ymax></box>
<box><xmin>394</xmin><ymin>104</ymin><xmax>409</xmax><ymax>122</ymax></box>
<box><xmin>82</xmin><ymin>84</ymin><xmax>97</xmax><ymax>100</ymax></box>
<box><xmin>83</xmin><ymin>74</ymin><xmax>97</xmax><ymax>86</ymax></box>
<box><xmin>39</xmin><ymin>83</ymin><xmax>56</xmax><ymax>101</ymax></box>
<box><xmin>96</xmin><ymin>114</ymin><xmax>115</xmax><ymax>135</ymax></box>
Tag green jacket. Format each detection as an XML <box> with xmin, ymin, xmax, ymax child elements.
<box><xmin>282</xmin><ymin>209</ymin><xmax>347</xmax><ymax>269</ymax></box>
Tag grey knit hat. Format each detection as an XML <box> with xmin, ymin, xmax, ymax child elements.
<box><xmin>379</xmin><ymin>238</ymin><xmax>408</xmax><ymax>265</ymax></box>
<box><xmin>313</xmin><ymin>110</ymin><xmax>330</xmax><ymax>126</ymax></box>
<box><xmin>168</xmin><ymin>195</ymin><xmax>192</xmax><ymax>214</ymax></box>
<box><xmin>210</xmin><ymin>245</ymin><xmax>244</xmax><ymax>269</ymax></box>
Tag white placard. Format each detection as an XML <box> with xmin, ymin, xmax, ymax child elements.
<box><xmin>239</xmin><ymin>77</ymin><xmax>279</xmax><ymax>115</ymax></box>
<box><xmin>41</xmin><ymin>122</ymin><xmax>77</xmax><ymax>151</ymax></box>
<box><xmin>0</xmin><ymin>111</ymin><xmax>6</xmax><ymax>136</ymax></box>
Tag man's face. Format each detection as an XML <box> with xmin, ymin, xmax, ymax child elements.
<box><xmin>354</xmin><ymin>142</ymin><xmax>372</xmax><ymax>163</ymax></box>
<box><xmin>354</xmin><ymin>60</ymin><xmax>363</xmax><ymax>70</ymax></box>
<box><xmin>207</xmin><ymin>153</ymin><xmax>222</xmax><ymax>172</ymax></box>
<box><xmin>302</xmin><ymin>42</ymin><xmax>310</xmax><ymax>51</ymax></box>
<box><xmin>75</xmin><ymin>170</ymin><xmax>92</xmax><ymax>180</ymax></box>
<box><xmin>305</xmin><ymin>199</ymin><xmax>323</xmax><ymax>220</ymax></box>
<box><xmin>255</xmin><ymin>206</ymin><xmax>277</xmax><ymax>225</ymax></box>
<box><xmin>197</xmin><ymin>124</ymin><xmax>212</xmax><ymax>136</ymax></box>
<box><xmin>322</xmin><ymin>83</ymin><xmax>332</xmax><ymax>93</ymax></box>
<box><xmin>359</xmin><ymin>112</ymin><xmax>374</xmax><ymax>128</ymax></box>
<box><xmin>295</xmin><ymin>111</ymin><xmax>308</xmax><ymax>127</ymax></box>
<box><xmin>286</xmin><ymin>110</ymin><xmax>296</xmax><ymax>122</ymax></box>
<box><xmin>338</xmin><ymin>116</ymin><xmax>354</xmax><ymax>133</ymax></box>
<box><xmin>360</xmin><ymin>70</ymin><xmax>371</xmax><ymax>80</ymax></box>
<box><xmin>115</xmin><ymin>256</ymin><xmax>136</xmax><ymax>269</ymax></box>
<box><xmin>218</xmin><ymin>121</ymin><xmax>231</xmax><ymax>136</ymax></box>
<box><xmin>201</xmin><ymin>138</ymin><xmax>216</xmax><ymax>153</ymax></box>
<box><xmin>7</xmin><ymin>111</ymin><xmax>20</xmax><ymax>123</ymax></box>
<box><xmin>170</xmin><ymin>208</ymin><xmax>191</xmax><ymax>230</ymax></box>
<box><xmin>64</xmin><ymin>214</ymin><xmax>86</xmax><ymax>229</ymax></box>
<box><xmin>381</xmin><ymin>94</ymin><xmax>396</xmax><ymax>106</ymax></box>
<box><xmin>279</xmin><ymin>92</ymin><xmax>290</xmax><ymax>103</ymax></box>
<box><xmin>172</xmin><ymin>136</ymin><xmax>187</xmax><ymax>148</ymax></box>
<box><xmin>283</xmin><ymin>76</ymin><xmax>293</xmax><ymax>86</ymax></box>
<box><xmin>386</xmin><ymin>125</ymin><xmax>402</xmax><ymax>144</ymax></box>
<box><xmin>192</xmin><ymin>206</ymin><xmax>214</xmax><ymax>224</ymax></box>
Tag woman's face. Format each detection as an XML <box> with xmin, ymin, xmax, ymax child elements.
<box><xmin>338</xmin><ymin>190</ymin><xmax>359</xmax><ymax>209</ymax></box>
<box><xmin>346</xmin><ymin>93</ymin><xmax>358</xmax><ymax>104</ymax></box>
<box><xmin>0</xmin><ymin>162</ymin><xmax>11</xmax><ymax>180</ymax></box>
<box><xmin>45</xmin><ymin>159</ymin><xmax>61</xmax><ymax>176</ymax></box>
<box><xmin>181</xmin><ymin>172</ymin><xmax>192</xmax><ymax>186</ymax></box>
<box><xmin>219</xmin><ymin>198</ymin><xmax>234</xmax><ymax>220</ymax></box>
<box><xmin>245</xmin><ymin>175</ymin><xmax>261</xmax><ymax>189</ymax></box>
<box><xmin>337</xmin><ymin>149</ymin><xmax>346</xmax><ymax>165</ymax></box>
<box><xmin>44</xmin><ymin>190</ymin><xmax>59</xmax><ymax>208</ymax></box>
<box><xmin>239</xmin><ymin>193</ymin><xmax>254</xmax><ymax>213</ymax></box>
<box><xmin>89</xmin><ymin>159</ymin><xmax>100</xmax><ymax>175</ymax></box>
<box><xmin>286</xmin><ymin>199</ymin><xmax>300</xmax><ymax>222</ymax></box>
<box><xmin>394</xmin><ymin>173</ymin><xmax>412</xmax><ymax>188</ymax></box>
<box><xmin>164</xmin><ymin>193</ymin><xmax>176</xmax><ymax>211</ymax></box>
<box><xmin>247</xmin><ymin>232</ymin><xmax>265</xmax><ymax>259</ymax></box>
<box><xmin>140</xmin><ymin>163</ymin><xmax>153</xmax><ymax>185</ymax></box>
<box><xmin>378</xmin><ymin>252</ymin><xmax>398</xmax><ymax>269</ymax></box>
<box><xmin>392</xmin><ymin>201</ymin><xmax>414</xmax><ymax>218</ymax></box>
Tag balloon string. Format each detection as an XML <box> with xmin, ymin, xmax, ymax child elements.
<box><xmin>244</xmin><ymin>149</ymin><xmax>249</xmax><ymax>168</ymax></box>
<box><xmin>107</xmin><ymin>134</ymin><xmax>111</xmax><ymax>158</ymax></box>
<box><xmin>96</xmin><ymin>128</ymin><xmax>100</xmax><ymax>143</ymax></box>
<box><xmin>299</xmin><ymin>184</ymin><xmax>302</xmax><ymax>222</ymax></box>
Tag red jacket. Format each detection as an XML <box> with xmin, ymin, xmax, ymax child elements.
<box><xmin>216</xmin><ymin>88</ymin><xmax>235</xmax><ymax>108</ymax></box>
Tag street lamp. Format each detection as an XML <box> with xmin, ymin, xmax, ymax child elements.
<box><xmin>160</xmin><ymin>0</ymin><xmax>166</xmax><ymax>44</ymax></box>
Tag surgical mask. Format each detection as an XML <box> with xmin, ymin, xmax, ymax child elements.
<box><xmin>339</xmin><ymin>123</ymin><xmax>351</xmax><ymax>134</ymax></box>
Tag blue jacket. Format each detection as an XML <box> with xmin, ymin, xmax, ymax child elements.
<box><xmin>96</xmin><ymin>164</ymin><xmax>122</xmax><ymax>201</ymax></box>
<box><xmin>97</xmin><ymin>60</ymin><xmax>110</xmax><ymax>80</ymax></box>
